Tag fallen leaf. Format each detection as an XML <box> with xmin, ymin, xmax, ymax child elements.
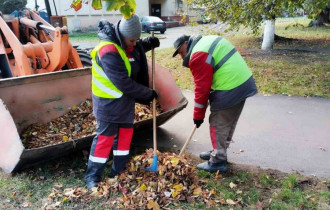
<box><xmin>61</xmin><ymin>197</ymin><xmax>68</xmax><ymax>203</ymax></box>
<box><xmin>226</xmin><ymin>199</ymin><xmax>236</xmax><ymax>205</ymax></box>
<box><xmin>147</xmin><ymin>200</ymin><xmax>160</xmax><ymax>210</ymax></box>
<box><xmin>171</xmin><ymin>157</ymin><xmax>179</xmax><ymax>166</ymax></box>
<box><xmin>134</xmin><ymin>155</ymin><xmax>141</xmax><ymax>161</ymax></box>
<box><xmin>139</xmin><ymin>183</ymin><xmax>147</xmax><ymax>192</ymax></box>
<box><xmin>11</xmin><ymin>192</ymin><xmax>17</xmax><ymax>198</ymax></box>
<box><xmin>172</xmin><ymin>190</ymin><xmax>179</xmax><ymax>198</ymax></box>
<box><xmin>172</xmin><ymin>184</ymin><xmax>183</xmax><ymax>191</ymax></box>
<box><xmin>164</xmin><ymin>191</ymin><xmax>172</xmax><ymax>198</ymax></box>
<box><xmin>319</xmin><ymin>147</ymin><xmax>326</xmax><ymax>151</ymax></box>
<box><xmin>229</xmin><ymin>182</ymin><xmax>237</xmax><ymax>189</ymax></box>
<box><xmin>193</xmin><ymin>187</ymin><xmax>202</xmax><ymax>195</ymax></box>
<box><xmin>62</xmin><ymin>136</ymin><xmax>69</xmax><ymax>142</ymax></box>
<box><xmin>219</xmin><ymin>199</ymin><xmax>226</xmax><ymax>204</ymax></box>
<box><xmin>21</xmin><ymin>202</ymin><xmax>31</xmax><ymax>207</ymax></box>
<box><xmin>256</xmin><ymin>201</ymin><xmax>264</xmax><ymax>210</ymax></box>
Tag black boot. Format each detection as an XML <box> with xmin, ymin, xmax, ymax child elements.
<box><xmin>199</xmin><ymin>150</ymin><xmax>212</xmax><ymax>160</ymax></box>
<box><xmin>86</xmin><ymin>181</ymin><xmax>99</xmax><ymax>189</ymax></box>
<box><xmin>196</xmin><ymin>161</ymin><xmax>227</xmax><ymax>173</ymax></box>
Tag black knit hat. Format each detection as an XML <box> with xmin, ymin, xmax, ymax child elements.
<box><xmin>172</xmin><ymin>35</ymin><xmax>190</xmax><ymax>57</ymax></box>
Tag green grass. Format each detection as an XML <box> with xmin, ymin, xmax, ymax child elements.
<box><xmin>69</xmin><ymin>31</ymin><xmax>98</xmax><ymax>41</ymax></box>
<box><xmin>269</xmin><ymin>175</ymin><xmax>319</xmax><ymax>209</ymax></box>
<box><xmin>192</xmin><ymin>168</ymin><xmax>326</xmax><ymax>209</ymax></box>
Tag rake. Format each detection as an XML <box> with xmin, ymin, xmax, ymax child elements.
<box><xmin>143</xmin><ymin>31</ymin><xmax>158</xmax><ymax>172</ymax></box>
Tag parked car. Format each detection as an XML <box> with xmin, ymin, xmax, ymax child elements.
<box><xmin>196</xmin><ymin>14</ymin><xmax>217</xmax><ymax>24</ymax></box>
<box><xmin>140</xmin><ymin>16</ymin><xmax>166</xmax><ymax>34</ymax></box>
<box><xmin>197</xmin><ymin>14</ymin><xmax>211</xmax><ymax>24</ymax></box>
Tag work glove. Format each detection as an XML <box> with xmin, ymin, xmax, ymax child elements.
<box><xmin>151</xmin><ymin>90</ymin><xmax>158</xmax><ymax>99</ymax></box>
<box><xmin>147</xmin><ymin>36</ymin><xmax>160</xmax><ymax>48</ymax></box>
<box><xmin>193</xmin><ymin>119</ymin><xmax>204</xmax><ymax>128</ymax></box>
<box><xmin>137</xmin><ymin>91</ymin><xmax>157</xmax><ymax>105</ymax></box>
<box><xmin>146</xmin><ymin>90</ymin><xmax>158</xmax><ymax>103</ymax></box>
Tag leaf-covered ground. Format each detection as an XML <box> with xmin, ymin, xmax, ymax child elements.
<box><xmin>0</xmin><ymin>149</ymin><xmax>329</xmax><ymax>209</ymax></box>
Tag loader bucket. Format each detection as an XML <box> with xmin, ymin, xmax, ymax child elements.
<box><xmin>0</xmin><ymin>63</ymin><xmax>188</xmax><ymax>173</ymax></box>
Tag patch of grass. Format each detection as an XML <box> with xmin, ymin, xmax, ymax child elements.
<box><xmin>247</xmin><ymin>187</ymin><xmax>261</xmax><ymax>203</ymax></box>
<box><xmin>275</xmin><ymin>17</ymin><xmax>330</xmax><ymax>40</ymax></box>
<box><xmin>246</xmin><ymin>52</ymin><xmax>330</xmax><ymax>97</ymax></box>
<box><xmin>259</xmin><ymin>173</ymin><xmax>278</xmax><ymax>188</ymax></box>
<box><xmin>270</xmin><ymin>175</ymin><xmax>319</xmax><ymax>209</ymax></box>
<box><xmin>319</xmin><ymin>191</ymin><xmax>330</xmax><ymax>203</ymax></box>
<box><xmin>282</xmin><ymin>174</ymin><xmax>298</xmax><ymax>189</ymax></box>
<box><xmin>69</xmin><ymin>31</ymin><xmax>98</xmax><ymax>41</ymax></box>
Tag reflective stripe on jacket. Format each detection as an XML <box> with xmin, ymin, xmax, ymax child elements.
<box><xmin>190</xmin><ymin>35</ymin><xmax>252</xmax><ymax>90</ymax></box>
<box><xmin>90</xmin><ymin>41</ymin><xmax>131</xmax><ymax>98</ymax></box>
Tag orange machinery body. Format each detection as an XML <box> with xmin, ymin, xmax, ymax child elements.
<box><xmin>0</xmin><ymin>10</ymin><xmax>83</xmax><ymax>77</ymax></box>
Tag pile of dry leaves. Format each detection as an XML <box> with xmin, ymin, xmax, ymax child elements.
<box><xmin>45</xmin><ymin>150</ymin><xmax>216</xmax><ymax>209</ymax></box>
<box><xmin>21</xmin><ymin>100</ymin><xmax>163</xmax><ymax>149</ymax></box>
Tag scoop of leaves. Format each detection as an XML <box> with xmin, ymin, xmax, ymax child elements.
<box><xmin>21</xmin><ymin>100</ymin><xmax>163</xmax><ymax>149</ymax></box>
<box><xmin>47</xmin><ymin>150</ymin><xmax>216</xmax><ymax>209</ymax></box>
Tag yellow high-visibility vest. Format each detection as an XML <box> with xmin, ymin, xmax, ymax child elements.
<box><xmin>90</xmin><ymin>41</ymin><xmax>131</xmax><ymax>98</ymax></box>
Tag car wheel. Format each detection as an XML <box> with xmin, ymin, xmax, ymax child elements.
<box><xmin>143</xmin><ymin>26</ymin><xmax>149</xmax><ymax>33</ymax></box>
<box><xmin>160</xmin><ymin>31</ymin><xmax>165</xmax><ymax>34</ymax></box>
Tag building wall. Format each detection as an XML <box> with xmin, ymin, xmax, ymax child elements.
<box><xmin>135</xmin><ymin>0</ymin><xmax>150</xmax><ymax>17</ymax></box>
<box><xmin>48</xmin><ymin>0</ymin><xmax>185</xmax><ymax>32</ymax></box>
<box><xmin>48</xmin><ymin>0</ymin><xmax>123</xmax><ymax>31</ymax></box>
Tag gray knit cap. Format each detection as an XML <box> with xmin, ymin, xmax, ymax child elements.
<box><xmin>119</xmin><ymin>14</ymin><xmax>141</xmax><ymax>39</ymax></box>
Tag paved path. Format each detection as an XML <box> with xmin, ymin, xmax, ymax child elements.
<box><xmin>133</xmin><ymin>91</ymin><xmax>330</xmax><ymax>178</ymax></box>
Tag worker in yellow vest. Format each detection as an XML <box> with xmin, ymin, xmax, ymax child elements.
<box><xmin>173</xmin><ymin>35</ymin><xmax>257</xmax><ymax>173</ymax></box>
<box><xmin>85</xmin><ymin>14</ymin><xmax>159</xmax><ymax>189</ymax></box>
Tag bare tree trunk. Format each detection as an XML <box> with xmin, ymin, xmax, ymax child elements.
<box><xmin>309</xmin><ymin>7</ymin><xmax>330</xmax><ymax>27</ymax></box>
<box><xmin>261</xmin><ymin>19</ymin><xmax>275</xmax><ymax>50</ymax></box>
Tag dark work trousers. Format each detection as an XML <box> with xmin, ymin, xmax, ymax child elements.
<box><xmin>85</xmin><ymin>120</ymin><xmax>133</xmax><ymax>183</ymax></box>
<box><xmin>209</xmin><ymin>100</ymin><xmax>245</xmax><ymax>163</ymax></box>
